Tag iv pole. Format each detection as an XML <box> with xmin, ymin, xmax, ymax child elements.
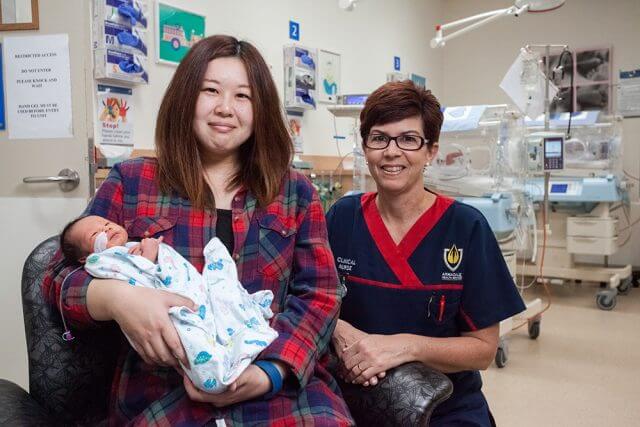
<box><xmin>526</xmin><ymin>43</ymin><xmax>569</xmax><ymax>228</ymax></box>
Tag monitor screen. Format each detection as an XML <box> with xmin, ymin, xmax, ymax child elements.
<box><xmin>550</xmin><ymin>183</ymin><xmax>568</xmax><ymax>193</ymax></box>
<box><xmin>344</xmin><ymin>94</ymin><xmax>368</xmax><ymax>105</ymax></box>
<box><xmin>545</xmin><ymin>138</ymin><xmax>563</xmax><ymax>158</ymax></box>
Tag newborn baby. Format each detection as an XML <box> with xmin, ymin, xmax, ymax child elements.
<box><xmin>60</xmin><ymin>215</ymin><xmax>278</xmax><ymax>393</ymax></box>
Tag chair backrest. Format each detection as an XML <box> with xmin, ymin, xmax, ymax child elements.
<box><xmin>22</xmin><ymin>236</ymin><xmax>119</xmax><ymax>425</ymax></box>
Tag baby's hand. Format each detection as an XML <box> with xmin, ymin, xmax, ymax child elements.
<box><xmin>140</xmin><ymin>236</ymin><xmax>163</xmax><ymax>262</ymax></box>
<box><xmin>128</xmin><ymin>243</ymin><xmax>142</xmax><ymax>256</ymax></box>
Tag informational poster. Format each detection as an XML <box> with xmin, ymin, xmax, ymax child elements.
<box><xmin>617</xmin><ymin>69</ymin><xmax>640</xmax><ymax>118</ymax></box>
<box><xmin>287</xmin><ymin>111</ymin><xmax>304</xmax><ymax>154</ymax></box>
<box><xmin>156</xmin><ymin>1</ymin><xmax>205</xmax><ymax>65</ymax></box>
<box><xmin>4</xmin><ymin>34</ymin><xmax>72</xmax><ymax>139</ymax></box>
<box><xmin>318</xmin><ymin>50</ymin><xmax>340</xmax><ymax>103</ymax></box>
<box><xmin>97</xmin><ymin>84</ymin><xmax>133</xmax><ymax>147</ymax></box>
<box><xmin>410</xmin><ymin>73</ymin><xmax>426</xmax><ymax>89</ymax></box>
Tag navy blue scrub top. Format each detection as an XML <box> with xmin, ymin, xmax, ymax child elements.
<box><xmin>326</xmin><ymin>192</ymin><xmax>526</xmax><ymax>423</ymax></box>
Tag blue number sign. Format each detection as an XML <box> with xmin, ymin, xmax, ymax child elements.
<box><xmin>289</xmin><ymin>21</ymin><xmax>300</xmax><ymax>41</ymax></box>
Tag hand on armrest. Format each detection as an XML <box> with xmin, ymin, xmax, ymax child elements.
<box><xmin>332</xmin><ymin>320</ymin><xmax>387</xmax><ymax>386</ymax></box>
<box><xmin>338</xmin><ymin>362</ymin><xmax>453</xmax><ymax>427</ymax></box>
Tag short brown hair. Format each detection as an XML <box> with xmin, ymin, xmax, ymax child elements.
<box><xmin>360</xmin><ymin>80</ymin><xmax>443</xmax><ymax>147</ymax></box>
<box><xmin>156</xmin><ymin>35</ymin><xmax>293</xmax><ymax>208</ymax></box>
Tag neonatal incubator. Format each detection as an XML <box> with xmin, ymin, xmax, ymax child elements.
<box><xmin>425</xmin><ymin>104</ymin><xmax>543</xmax><ymax>367</ymax></box>
<box><xmin>521</xmin><ymin>112</ymin><xmax>632</xmax><ymax>311</ymax></box>
<box><xmin>425</xmin><ymin>104</ymin><xmax>530</xmax><ymax>247</ymax></box>
<box><xmin>427</xmin><ymin>106</ymin><xmax>632</xmax><ymax>312</ymax></box>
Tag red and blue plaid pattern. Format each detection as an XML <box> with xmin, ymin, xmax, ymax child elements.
<box><xmin>43</xmin><ymin>157</ymin><xmax>352</xmax><ymax>426</ymax></box>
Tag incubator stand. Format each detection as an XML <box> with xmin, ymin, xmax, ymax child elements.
<box><xmin>520</xmin><ymin>113</ymin><xmax>632</xmax><ymax>310</ymax></box>
<box><xmin>425</xmin><ymin>105</ymin><xmax>543</xmax><ymax>368</ymax></box>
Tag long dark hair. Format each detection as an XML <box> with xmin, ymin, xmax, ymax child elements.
<box><xmin>155</xmin><ymin>35</ymin><xmax>293</xmax><ymax>208</ymax></box>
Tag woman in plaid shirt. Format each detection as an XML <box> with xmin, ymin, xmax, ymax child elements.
<box><xmin>43</xmin><ymin>35</ymin><xmax>353</xmax><ymax>426</ymax></box>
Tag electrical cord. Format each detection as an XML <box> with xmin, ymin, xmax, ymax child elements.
<box><xmin>624</xmin><ymin>170</ymin><xmax>639</xmax><ymax>182</ymax></box>
<box><xmin>333</xmin><ymin>115</ymin><xmax>343</xmax><ymax>159</ymax></box>
<box><xmin>332</xmin><ymin>151</ymin><xmax>355</xmax><ymax>177</ymax></box>
<box><xmin>554</xmin><ymin>48</ymin><xmax>574</xmax><ymax>138</ymax></box>
<box><xmin>618</xmin><ymin>203</ymin><xmax>640</xmax><ymax>231</ymax></box>
<box><xmin>616</xmin><ymin>204</ymin><xmax>639</xmax><ymax>247</ymax></box>
<box><xmin>513</xmin><ymin>200</ymin><xmax>553</xmax><ymax>332</ymax></box>
<box><xmin>618</xmin><ymin>204</ymin><xmax>640</xmax><ymax>235</ymax></box>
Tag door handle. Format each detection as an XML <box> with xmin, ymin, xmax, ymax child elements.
<box><xmin>23</xmin><ymin>168</ymin><xmax>80</xmax><ymax>192</ymax></box>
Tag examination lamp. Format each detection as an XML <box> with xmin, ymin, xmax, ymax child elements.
<box><xmin>430</xmin><ymin>0</ymin><xmax>565</xmax><ymax>48</ymax></box>
<box><xmin>338</xmin><ymin>0</ymin><xmax>359</xmax><ymax>12</ymax></box>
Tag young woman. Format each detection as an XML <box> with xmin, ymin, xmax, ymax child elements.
<box><xmin>44</xmin><ymin>35</ymin><xmax>352</xmax><ymax>426</ymax></box>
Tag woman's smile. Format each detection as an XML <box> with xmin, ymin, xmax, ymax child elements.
<box><xmin>379</xmin><ymin>164</ymin><xmax>406</xmax><ymax>175</ymax></box>
<box><xmin>208</xmin><ymin>121</ymin><xmax>236</xmax><ymax>133</ymax></box>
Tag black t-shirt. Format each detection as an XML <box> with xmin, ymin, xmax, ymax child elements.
<box><xmin>216</xmin><ymin>209</ymin><xmax>234</xmax><ymax>255</ymax></box>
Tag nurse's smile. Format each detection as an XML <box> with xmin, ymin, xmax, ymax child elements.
<box><xmin>379</xmin><ymin>164</ymin><xmax>406</xmax><ymax>175</ymax></box>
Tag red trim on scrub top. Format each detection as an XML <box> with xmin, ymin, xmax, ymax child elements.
<box><xmin>361</xmin><ymin>192</ymin><xmax>454</xmax><ymax>286</ymax></box>
<box><xmin>398</xmin><ymin>194</ymin><xmax>454</xmax><ymax>259</ymax></box>
<box><xmin>361</xmin><ymin>192</ymin><xmax>421</xmax><ymax>286</ymax></box>
<box><xmin>347</xmin><ymin>274</ymin><xmax>463</xmax><ymax>291</ymax></box>
<box><xmin>459</xmin><ymin>307</ymin><xmax>478</xmax><ymax>331</ymax></box>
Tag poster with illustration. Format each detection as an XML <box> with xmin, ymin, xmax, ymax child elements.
<box><xmin>97</xmin><ymin>84</ymin><xmax>133</xmax><ymax>147</ymax></box>
<box><xmin>318</xmin><ymin>50</ymin><xmax>340</xmax><ymax>103</ymax></box>
<box><xmin>287</xmin><ymin>112</ymin><xmax>304</xmax><ymax>154</ymax></box>
<box><xmin>156</xmin><ymin>1</ymin><xmax>205</xmax><ymax>65</ymax></box>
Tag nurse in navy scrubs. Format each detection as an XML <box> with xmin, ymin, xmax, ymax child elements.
<box><xmin>326</xmin><ymin>80</ymin><xmax>525</xmax><ymax>426</ymax></box>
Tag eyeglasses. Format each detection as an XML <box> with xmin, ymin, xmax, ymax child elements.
<box><xmin>364</xmin><ymin>133</ymin><xmax>428</xmax><ymax>151</ymax></box>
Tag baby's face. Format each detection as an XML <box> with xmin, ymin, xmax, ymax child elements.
<box><xmin>69</xmin><ymin>215</ymin><xmax>128</xmax><ymax>254</ymax></box>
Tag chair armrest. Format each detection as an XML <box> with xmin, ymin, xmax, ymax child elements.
<box><xmin>0</xmin><ymin>379</ymin><xmax>51</xmax><ymax>426</ymax></box>
<box><xmin>339</xmin><ymin>362</ymin><xmax>453</xmax><ymax>427</ymax></box>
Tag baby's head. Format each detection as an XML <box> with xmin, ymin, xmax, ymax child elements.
<box><xmin>60</xmin><ymin>215</ymin><xmax>128</xmax><ymax>263</ymax></box>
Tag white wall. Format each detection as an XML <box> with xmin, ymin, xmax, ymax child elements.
<box><xmin>440</xmin><ymin>0</ymin><xmax>640</xmax><ymax>268</ymax></box>
<box><xmin>128</xmin><ymin>0</ymin><xmax>444</xmax><ymax>156</ymax></box>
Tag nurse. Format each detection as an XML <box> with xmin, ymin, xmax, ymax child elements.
<box><xmin>326</xmin><ymin>80</ymin><xmax>525</xmax><ymax>426</ymax></box>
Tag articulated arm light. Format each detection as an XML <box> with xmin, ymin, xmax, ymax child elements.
<box><xmin>431</xmin><ymin>0</ymin><xmax>565</xmax><ymax>48</ymax></box>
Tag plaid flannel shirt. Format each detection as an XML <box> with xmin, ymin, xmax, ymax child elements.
<box><xmin>42</xmin><ymin>157</ymin><xmax>353</xmax><ymax>426</ymax></box>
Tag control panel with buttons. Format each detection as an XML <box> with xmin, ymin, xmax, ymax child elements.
<box><xmin>543</xmin><ymin>136</ymin><xmax>564</xmax><ymax>171</ymax></box>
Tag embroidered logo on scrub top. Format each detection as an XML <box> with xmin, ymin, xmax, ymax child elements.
<box><xmin>442</xmin><ymin>244</ymin><xmax>463</xmax><ymax>281</ymax></box>
<box><xmin>444</xmin><ymin>244</ymin><xmax>463</xmax><ymax>271</ymax></box>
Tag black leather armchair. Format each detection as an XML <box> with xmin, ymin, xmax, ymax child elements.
<box><xmin>0</xmin><ymin>237</ymin><xmax>453</xmax><ymax>426</ymax></box>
